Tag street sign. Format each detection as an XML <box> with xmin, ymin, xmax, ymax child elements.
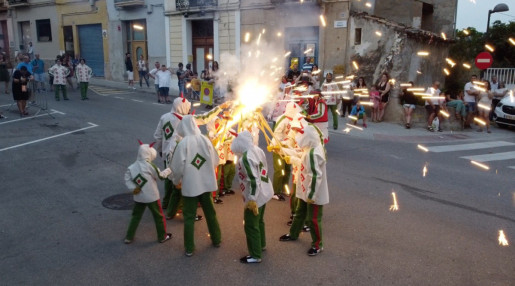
<box><xmin>475</xmin><ymin>52</ymin><xmax>493</xmax><ymax>70</ymax></box>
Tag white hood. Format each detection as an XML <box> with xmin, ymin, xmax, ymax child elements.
<box><xmin>177</xmin><ymin>115</ymin><xmax>201</xmax><ymax>137</ymax></box>
<box><xmin>284</xmin><ymin>102</ymin><xmax>303</xmax><ymax>118</ymax></box>
<box><xmin>230</xmin><ymin>130</ymin><xmax>253</xmax><ymax>156</ymax></box>
<box><xmin>296</xmin><ymin>125</ymin><xmax>321</xmax><ymax>150</ymax></box>
<box><xmin>173</xmin><ymin>97</ymin><xmax>191</xmax><ymax>115</ymax></box>
<box><xmin>136</xmin><ymin>143</ymin><xmax>157</xmax><ymax>163</ymax></box>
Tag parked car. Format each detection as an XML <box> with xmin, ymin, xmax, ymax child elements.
<box><xmin>494</xmin><ymin>95</ymin><xmax>515</xmax><ymax>128</ymax></box>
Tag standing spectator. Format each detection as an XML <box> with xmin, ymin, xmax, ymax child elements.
<box><xmin>399</xmin><ymin>81</ymin><xmax>417</xmax><ymax>129</ymax></box>
<box><xmin>0</xmin><ymin>53</ymin><xmax>10</xmax><ymax>94</ymax></box>
<box><xmin>311</xmin><ymin>64</ymin><xmax>320</xmax><ymax>89</ymax></box>
<box><xmin>26</xmin><ymin>42</ymin><xmax>34</xmax><ymax>60</ymax></box>
<box><xmin>63</xmin><ymin>55</ymin><xmax>75</xmax><ymax>90</ymax></box>
<box><xmin>377</xmin><ymin>73</ymin><xmax>391</xmax><ymax>122</ymax></box>
<box><xmin>148</xmin><ymin>61</ymin><xmax>163</xmax><ymax>103</ymax></box>
<box><xmin>48</xmin><ymin>58</ymin><xmax>70</xmax><ymax>101</ymax></box>
<box><xmin>190</xmin><ymin>72</ymin><xmax>201</xmax><ymax>100</ymax></box>
<box><xmin>137</xmin><ymin>55</ymin><xmax>149</xmax><ymax>88</ymax></box>
<box><xmin>369</xmin><ymin>86</ymin><xmax>381</xmax><ymax>122</ymax></box>
<box><xmin>286</xmin><ymin>63</ymin><xmax>300</xmax><ymax>82</ymax></box>
<box><xmin>424</xmin><ymin>81</ymin><xmax>442</xmax><ymax>132</ymax></box>
<box><xmin>184</xmin><ymin>63</ymin><xmax>194</xmax><ymax>98</ymax></box>
<box><xmin>16</xmin><ymin>55</ymin><xmax>34</xmax><ymax>73</ymax></box>
<box><xmin>490</xmin><ymin>82</ymin><xmax>508</xmax><ymax>121</ymax></box>
<box><xmin>321</xmin><ymin>73</ymin><xmax>340</xmax><ymax>130</ymax></box>
<box><xmin>31</xmin><ymin>54</ymin><xmax>46</xmax><ymax>93</ymax></box>
<box><xmin>156</xmin><ymin>64</ymin><xmax>172</xmax><ymax>103</ymax></box>
<box><xmin>75</xmin><ymin>58</ymin><xmax>93</xmax><ymax>100</ymax></box>
<box><xmin>12</xmin><ymin>66</ymin><xmax>33</xmax><ymax>117</ymax></box>
<box><xmin>464</xmin><ymin>75</ymin><xmax>480</xmax><ymax>129</ymax></box>
<box><xmin>489</xmin><ymin>75</ymin><xmax>499</xmax><ymax>91</ymax></box>
<box><xmin>170</xmin><ymin>115</ymin><xmax>222</xmax><ymax>257</ymax></box>
<box><xmin>125</xmin><ymin>52</ymin><xmax>135</xmax><ymax>90</ymax></box>
<box><xmin>477</xmin><ymin>80</ymin><xmax>493</xmax><ymax>133</ymax></box>
<box><xmin>176</xmin><ymin>62</ymin><xmax>186</xmax><ymax>96</ymax></box>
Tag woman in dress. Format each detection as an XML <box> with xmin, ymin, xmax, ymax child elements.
<box><xmin>12</xmin><ymin>66</ymin><xmax>33</xmax><ymax>117</ymax></box>
<box><xmin>377</xmin><ymin>73</ymin><xmax>391</xmax><ymax>122</ymax></box>
<box><xmin>0</xmin><ymin>53</ymin><xmax>10</xmax><ymax>94</ymax></box>
<box><xmin>477</xmin><ymin>80</ymin><xmax>493</xmax><ymax>133</ymax></box>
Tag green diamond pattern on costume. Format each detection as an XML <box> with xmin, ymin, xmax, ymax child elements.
<box><xmin>191</xmin><ymin>153</ymin><xmax>206</xmax><ymax>170</ymax></box>
<box><xmin>162</xmin><ymin>121</ymin><xmax>174</xmax><ymax>140</ymax></box>
<box><xmin>133</xmin><ymin>174</ymin><xmax>148</xmax><ymax>188</ymax></box>
<box><xmin>259</xmin><ymin>162</ymin><xmax>269</xmax><ymax>183</ymax></box>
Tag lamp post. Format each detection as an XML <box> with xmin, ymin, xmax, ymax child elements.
<box><xmin>486</xmin><ymin>3</ymin><xmax>509</xmax><ymax>34</ymax></box>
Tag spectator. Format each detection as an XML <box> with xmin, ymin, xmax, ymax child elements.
<box><xmin>0</xmin><ymin>53</ymin><xmax>10</xmax><ymax>94</ymax></box>
<box><xmin>321</xmin><ymin>72</ymin><xmax>340</xmax><ymax>130</ymax></box>
<box><xmin>125</xmin><ymin>52</ymin><xmax>135</xmax><ymax>90</ymax></box>
<box><xmin>399</xmin><ymin>81</ymin><xmax>417</xmax><ymax>129</ymax></box>
<box><xmin>12</xmin><ymin>66</ymin><xmax>33</xmax><ymax>117</ymax></box>
<box><xmin>425</xmin><ymin>81</ymin><xmax>442</xmax><ymax>132</ymax></box>
<box><xmin>147</xmin><ymin>61</ymin><xmax>163</xmax><ymax>103</ymax></box>
<box><xmin>350</xmin><ymin>100</ymin><xmax>367</xmax><ymax>128</ymax></box>
<box><xmin>63</xmin><ymin>55</ymin><xmax>75</xmax><ymax>90</ymax></box>
<box><xmin>369</xmin><ymin>85</ymin><xmax>381</xmax><ymax>122</ymax></box>
<box><xmin>286</xmin><ymin>63</ymin><xmax>300</xmax><ymax>82</ymax></box>
<box><xmin>489</xmin><ymin>75</ymin><xmax>499</xmax><ymax>91</ymax></box>
<box><xmin>464</xmin><ymin>75</ymin><xmax>480</xmax><ymax>129</ymax></box>
<box><xmin>156</xmin><ymin>64</ymin><xmax>172</xmax><ymax>103</ymax></box>
<box><xmin>377</xmin><ymin>73</ymin><xmax>391</xmax><ymax>122</ymax></box>
<box><xmin>190</xmin><ymin>72</ymin><xmax>201</xmax><ymax>100</ymax></box>
<box><xmin>445</xmin><ymin>91</ymin><xmax>467</xmax><ymax>122</ymax></box>
<box><xmin>491</xmin><ymin>81</ymin><xmax>508</xmax><ymax>121</ymax></box>
<box><xmin>311</xmin><ymin>64</ymin><xmax>320</xmax><ymax>89</ymax></box>
<box><xmin>477</xmin><ymin>80</ymin><xmax>493</xmax><ymax>133</ymax></box>
<box><xmin>26</xmin><ymin>42</ymin><xmax>34</xmax><ymax>60</ymax></box>
<box><xmin>75</xmin><ymin>58</ymin><xmax>93</xmax><ymax>100</ymax></box>
<box><xmin>48</xmin><ymin>58</ymin><xmax>70</xmax><ymax>101</ymax></box>
<box><xmin>31</xmin><ymin>54</ymin><xmax>46</xmax><ymax>93</ymax></box>
<box><xmin>176</xmin><ymin>62</ymin><xmax>187</xmax><ymax>96</ymax></box>
<box><xmin>185</xmin><ymin>63</ymin><xmax>194</xmax><ymax>98</ymax></box>
<box><xmin>16</xmin><ymin>55</ymin><xmax>33</xmax><ymax>73</ymax></box>
<box><xmin>137</xmin><ymin>55</ymin><xmax>149</xmax><ymax>88</ymax></box>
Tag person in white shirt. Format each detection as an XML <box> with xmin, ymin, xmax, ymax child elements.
<box><xmin>490</xmin><ymin>81</ymin><xmax>508</xmax><ymax>121</ymax></box>
<box><xmin>137</xmin><ymin>55</ymin><xmax>150</xmax><ymax>88</ymax></box>
<box><xmin>489</xmin><ymin>75</ymin><xmax>499</xmax><ymax>91</ymax></box>
<box><xmin>148</xmin><ymin>61</ymin><xmax>162</xmax><ymax>103</ymax></box>
<box><xmin>464</xmin><ymin>75</ymin><xmax>480</xmax><ymax>128</ymax></box>
<box><xmin>156</xmin><ymin>64</ymin><xmax>172</xmax><ymax>104</ymax></box>
<box><xmin>424</xmin><ymin>81</ymin><xmax>442</xmax><ymax>132</ymax></box>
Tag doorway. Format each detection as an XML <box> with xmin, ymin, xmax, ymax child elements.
<box><xmin>126</xmin><ymin>20</ymin><xmax>147</xmax><ymax>81</ymax></box>
<box><xmin>191</xmin><ymin>20</ymin><xmax>213</xmax><ymax>75</ymax></box>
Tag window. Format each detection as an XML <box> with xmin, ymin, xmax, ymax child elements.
<box><xmin>36</xmin><ymin>19</ymin><xmax>52</xmax><ymax>42</ymax></box>
<box><xmin>354</xmin><ymin>28</ymin><xmax>362</xmax><ymax>45</ymax></box>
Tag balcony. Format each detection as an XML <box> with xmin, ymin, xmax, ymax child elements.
<box><xmin>114</xmin><ymin>0</ymin><xmax>145</xmax><ymax>9</ymax></box>
<box><xmin>176</xmin><ymin>0</ymin><xmax>217</xmax><ymax>12</ymax></box>
<box><xmin>0</xmin><ymin>1</ymin><xmax>8</xmax><ymax>11</ymax></box>
<box><xmin>8</xmin><ymin>0</ymin><xmax>29</xmax><ymax>7</ymax></box>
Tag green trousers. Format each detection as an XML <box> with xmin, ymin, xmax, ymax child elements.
<box><xmin>183</xmin><ymin>192</ymin><xmax>222</xmax><ymax>253</ymax></box>
<box><xmin>290</xmin><ymin>184</ymin><xmax>298</xmax><ymax>214</ymax></box>
<box><xmin>217</xmin><ymin>161</ymin><xmax>236</xmax><ymax>193</ymax></box>
<box><xmin>54</xmin><ymin>84</ymin><xmax>67</xmax><ymax>100</ymax></box>
<box><xmin>79</xmin><ymin>82</ymin><xmax>89</xmax><ymax>99</ymax></box>
<box><xmin>328</xmin><ymin>105</ymin><xmax>338</xmax><ymax>129</ymax></box>
<box><xmin>125</xmin><ymin>200</ymin><xmax>167</xmax><ymax>241</ymax></box>
<box><xmin>165</xmin><ymin>184</ymin><xmax>183</xmax><ymax>218</ymax></box>
<box><xmin>272</xmin><ymin>153</ymin><xmax>291</xmax><ymax>195</ymax></box>
<box><xmin>244</xmin><ymin>205</ymin><xmax>266</xmax><ymax>259</ymax></box>
<box><xmin>289</xmin><ymin>200</ymin><xmax>324</xmax><ymax>249</ymax></box>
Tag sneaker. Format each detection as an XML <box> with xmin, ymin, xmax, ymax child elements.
<box><xmin>277</xmin><ymin>194</ymin><xmax>286</xmax><ymax>201</ymax></box>
<box><xmin>272</xmin><ymin>195</ymin><xmax>280</xmax><ymax>200</ymax></box>
<box><xmin>307</xmin><ymin>247</ymin><xmax>323</xmax><ymax>256</ymax></box>
<box><xmin>302</xmin><ymin>225</ymin><xmax>310</xmax><ymax>232</ymax></box>
<box><xmin>279</xmin><ymin>234</ymin><xmax>296</xmax><ymax>241</ymax></box>
<box><xmin>195</xmin><ymin>215</ymin><xmax>203</xmax><ymax>221</ymax></box>
<box><xmin>240</xmin><ymin>255</ymin><xmax>262</xmax><ymax>264</ymax></box>
<box><xmin>214</xmin><ymin>198</ymin><xmax>223</xmax><ymax>204</ymax></box>
<box><xmin>159</xmin><ymin>233</ymin><xmax>172</xmax><ymax>243</ymax></box>
<box><xmin>185</xmin><ymin>252</ymin><xmax>193</xmax><ymax>257</ymax></box>
<box><xmin>124</xmin><ymin>238</ymin><xmax>133</xmax><ymax>244</ymax></box>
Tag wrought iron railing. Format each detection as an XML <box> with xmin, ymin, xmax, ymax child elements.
<box><xmin>176</xmin><ymin>0</ymin><xmax>217</xmax><ymax>11</ymax></box>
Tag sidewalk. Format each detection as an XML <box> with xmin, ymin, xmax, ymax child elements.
<box><xmin>90</xmin><ymin>77</ymin><xmax>162</xmax><ymax>96</ymax></box>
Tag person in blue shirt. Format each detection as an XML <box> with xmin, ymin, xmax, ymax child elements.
<box><xmin>31</xmin><ymin>54</ymin><xmax>46</xmax><ymax>92</ymax></box>
<box><xmin>16</xmin><ymin>55</ymin><xmax>34</xmax><ymax>73</ymax></box>
<box><xmin>350</xmin><ymin>101</ymin><xmax>368</xmax><ymax>128</ymax></box>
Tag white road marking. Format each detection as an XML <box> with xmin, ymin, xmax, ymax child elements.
<box><xmin>0</xmin><ymin>109</ymin><xmax>65</xmax><ymax>125</ymax></box>
<box><xmin>114</xmin><ymin>96</ymin><xmax>124</xmax><ymax>99</ymax></box>
<box><xmin>426</xmin><ymin>141</ymin><xmax>515</xmax><ymax>153</ymax></box>
<box><xmin>0</xmin><ymin>122</ymin><xmax>99</xmax><ymax>152</ymax></box>
<box><xmin>131</xmin><ymin>99</ymin><xmax>143</xmax><ymax>103</ymax></box>
<box><xmin>507</xmin><ymin>166</ymin><xmax>515</xmax><ymax>170</ymax></box>
<box><xmin>461</xmin><ymin>151</ymin><xmax>515</xmax><ymax>162</ymax></box>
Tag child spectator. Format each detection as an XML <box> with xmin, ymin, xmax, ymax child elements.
<box><xmin>190</xmin><ymin>73</ymin><xmax>201</xmax><ymax>100</ymax></box>
<box><xmin>399</xmin><ymin>81</ymin><xmax>417</xmax><ymax>129</ymax></box>
<box><xmin>350</xmin><ymin>101</ymin><xmax>367</xmax><ymax>128</ymax></box>
<box><xmin>369</xmin><ymin>86</ymin><xmax>381</xmax><ymax>122</ymax></box>
<box><xmin>231</xmin><ymin>131</ymin><xmax>274</xmax><ymax>263</ymax></box>
<box><xmin>123</xmin><ymin>141</ymin><xmax>172</xmax><ymax>244</ymax></box>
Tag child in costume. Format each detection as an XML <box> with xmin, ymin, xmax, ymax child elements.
<box><xmin>279</xmin><ymin>125</ymin><xmax>329</xmax><ymax>256</ymax></box>
<box><xmin>170</xmin><ymin>115</ymin><xmax>222</xmax><ymax>257</ymax></box>
<box><xmin>231</xmin><ymin>131</ymin><xmax>274</xmax><ymax>263</ymax></box>
<box><xmin>124</xmin><ymin>141</ymin><xmax>172</xmax><ymax>244</ymax></box>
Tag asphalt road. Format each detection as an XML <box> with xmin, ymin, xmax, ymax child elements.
<box><xmin>1</xmin><ymin>87</ymin><xmax>514</xmax><ymax>285</ymax></box>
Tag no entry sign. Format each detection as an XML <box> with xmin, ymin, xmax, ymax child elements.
<box><xmin>475</xmin><ymin>52</ymin><xmax>493</xmax><ymax>70</ymax></box>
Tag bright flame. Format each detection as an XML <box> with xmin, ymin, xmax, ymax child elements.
<box><xmin>389</xmin><ymin>192</ymin><xmax>399</xmax><ymax>211</ymax></box>
<box><xmin>236</xmin><ymin>78</ymin><xmax>271</xmax><ymax>114</ymax></box>
<box><xmin>474</xmin><ymin>117</ymin><xmax>486</xmax><ymax>126</ymax></box>
<box><xmin>477</xmin><ymin>103</ymin><xmax>491</xmax><ymax>111</ymax></box>
<box><xmin>471</xmin><ymin>160</ymin><xmax>489</xmax><ymax>170</ymax></box>
<box><xmin>417</xmin><ymin>51</ymin><xmax>430</xmax><ymax>56</ymax></box>
<box><xmin>244</xmin><ymin>32</ymin><xmax>250</xmax><ymax>43</ymax></box>
<box><xmin>509</xmin><ymin>38</ymin><xmax>515</xmax><ymax>46</ymax></box>
<box><xmin>375</xmin><ymin>31</ymin><xmax>382</xmax><ymax>36</ymax></box>
<box><xmin>423</xmin><ymin>165</ymin><xmax>428</xmax><ymax>177</ymax></box>
<box><xmin>498</xmin><ymin>230</ymin><xmax>509</xmax><ymax>246</ymax></box>
<box><xmin>352</xmin><ymin>61</ymin><xmax>359</xmax><ymax>70</ymax></box>
<box><xmin>441</xmin><ymin>32</ymin><xmax>447</xmax><ymax>40</ymax></box>
<box><xmin>320</xmin><ymin>15</ymin><xmax>326</xmax><ymax>27</ymax></box>
<box><xmin>463</xmin><ymin>63</ymin><xmax>471</xmax><ymax>69</ymax></box>
<box><xmin>417</xmin><ymin>144</ymin><xmax>429</xmax><ymax>152</ymax></box>
<box><xmin>440</xmin><ymin>110</ymin><xmax>450</xmax><ymax>118</ymax></box>
<box><xmin>443</xmin><ymin>68</ymin><xmax>450</xmax><ymax>76</ymax></box>
<box><xmin>485</xmin><ymin>44</ymin><xmax>494</xmax><ymax>52</ymax></box>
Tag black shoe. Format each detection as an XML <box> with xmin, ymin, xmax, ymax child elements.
<box><xmin>225</xmin><ymin>190</ymin><xmax>235</xmax><ymax>195</ymax></box>
<box><xmin>279</xmin><ymin>234</ymin><xmax>295</xmax><ymax>241</ymax></box>
<box><xmin>302</xmin><ymin>225</ymin><xmax>310</xmax><ymax>232</ymax></box>
<box><xmin>240</xmin><ymin>255</ymin><xmax>261</xmax><ymax>263</ymax></box>
<box><xmin>159</xmin><ymin>233</ymin><xmax>172</xmax><ymax>243</ymax></box>
<box><xmin>277</xmin><ymin>194</ymin><xmax>286</xmax><ymax>201</ymax></box>
<box><xmin>218</xmin><ymin>192</ymin><xmax>225</xmax><ymax>197</ymax></box>
<box><xmin>214</xmin><ymin>198</ymin><xmax>223</xmax><ymax>204</ymax></box>
<box><xmin>307</xmin><ymin>247</ymin><xmax>323</xmax><ymax>256</ymax></box>
<box><xmin>195</xmin><ymin>215</ymin><xmax>203</xmax><ymax>221</ymax></box>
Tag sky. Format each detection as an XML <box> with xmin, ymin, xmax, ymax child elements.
<box><xmin>456</xmin><ymin>0</ymin><xmax>515</xmax><ymax>32</ymax></box>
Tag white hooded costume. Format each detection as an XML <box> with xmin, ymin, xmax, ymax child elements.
<box><xmin>207</xmin><ymin>117</ymin><xmax>236</xmax><ymax>165</ymax></box>
<box><xmin>271</xmin><ymin>102</ymin><xmax>304</xmax><ymax>148</ymax></box>
<box><xmin>125</xmin><ymin>144</ymin><xmax>172</xmax><ymax>203</ymax></box>
<box><xmin>231</xmin><ymin>131</ymin><xmax>274</xmax><ymax>207</ymax></box>
<box><xmin>170</xmin><ymin>115</ymin><xmax>219</xmax><ymax>197</ymax></box>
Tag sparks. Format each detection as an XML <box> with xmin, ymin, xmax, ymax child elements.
<box><xmin>445</xmin><ymin>58</ymin><xmax>456</xmax><ymax>67</ymax></box>
<box><xmin>343</xmin><ymin>127</ymin><xmax>351</xmax><ymax>133</ymax></box>
<box><xmin>509</xmin><ymin>37</ymin><xmax>515</xmax><ymax>46</ymax></box>
<box><xmin>335</xmin><ymin>109</ymin><xmax>341</xmax><ymax>115</ymax></box>
<box><xmin>439</xmin><ymin>110</ymin><xmax>450</xmax><ymax>118</ymax></box>
<box><xmin>474</xmin><ymin>117</ymin><xmax>486</xmax><ymax>126</ymax></box>
<box><xmin>262</xmin><ymin>28</ymin><xmax>266</xmax><ymax>34</ymax></box>
<box><xmin>284</xmin><ymin>184</ymin><xmax>290</xmax><ymax>195</ymax></box>
<box><xmin>304</xmin><ymin>48</ymin><xmax>313</xmax><ymax>54</ymax></box>
<box><xmin>360</xmin><ymin>101</ymin><xmax>373</xmax><ymax>106</ymax></box>
<box><xmin>234</xmin><ymin>155</ymin><xmax>238</xmax><ymax>164</ymax></box>
<box><xmin>193</xmin><ymin>102</ymin><xmax>201</xmax><ymax>107</ymax></box>
<box><xmin>206</xmin><ymin>54</ymin><xmax>213</xmax><ymax>60</ymax></box>
<box><xmin>417</xmin><ymin>144</ymin><xmax>429</xmax><ymax>152</ymax></box>
<box><xmin>408</xmin><ymin>87</ymin><xmax>426</xmax><ymax>92</ymax></box>
<box><xmin>365</xmin><ymin>2</ymin><xmax>372</xmax><ymax>8</ymax></box>
<box><xmin>441</xmin><ymin>32</ymin><xmax>447</xmax><ymax>40</ymax></box>
<box><xmin>463</xmin><ymin>63</ymin><xmax>471</xmax><ymax>69</ymax></box>
<box><xmin>484</xmin><ymin>44</ymin><xmax>494</xmax><ymax>52</ymax></box>
<box><xmin>416</xmin><ymin>70</ymin><xmax>422</xmax><ymax>74</ymax></box>
<box><xmin>320</xmin><ymin>15</ymin><xmax>327</xmax><ymax>27</ymax></box>
<box><xmin>422</xmin><ymin>96</ymin><xmax>446</xmax><ymax>100</ymax></box>
<box><xmin>423</xmin><ymin>165</ymin><xmax>428</xmax><ymax>177</ymax></box>
<box><xmin>463</xmin><ymin>29</ymin><xmax>470</xmax><ymax>35</ymax></box>
<box><xmin>389</xmin><ymin>192</ymin><xmax>399</xmax><ymax>211</ymax></box>
<box><xmin>498</xmin><ymin>230</ymin><xmax>509</xmax><ymax>246</ymax></box>
<box><xmin>417</xmin><ymin>51</ymin><xmax>429</xmax><ymax>56</ymax></box>
<box><xmin>375</xmin><ymin>31</ymin><xmax>382</xmax><ymax>36</ymax></box>
<box><xmin>471</xmin><ymin>160</ymin><xmax>489</xmax><ymax>170</ymax></box>
<box><xmin>477</xmin><ymin>103</ymin><xmax>491</xmax><ymax>111</ymax></box>
<box><xmin>277</xmin><ymin>32</ymin><xmax>282</xmax><ymax>37</ymax></box>
<box><xmin>346</xmin><ymin>123</ymin><xmax>363</xmax><ymax>131</ymax></box>
<box><xmin>400</xmin><ymin>83</ymin><xmax>412</xmax><ymax>87</ymax></box>
<box><xmin>443</xmin><ymin>68</ymin><xmax>450</xmax><ymax>76</ymax></box>
<box><xmin>348</xmin><ymin>115</ymin><xmax>358</xmax><ymax>121</ymax></box>
<box><xmin>244</xmin><ymin>32</ymin><xmax>250</xmax><ymax>43</ymax></box>
<box><xmin>352</xmin><ymin>61</ymin><xmax>359</xmax><ymax>70</ymax></box>
<box><xmin>186</xmin><ymin>83</ymin><xmax>191</xmax><ymax>89</ymax></box>
<box><xmin>281</xmin><ymin>169</ymin><xmax>285</xmax><ymax>176</ymax></box>
<box><xmin>277</xmin><ymin>159</ymin><xmax>282</xmax><ymax>166</ymax></box>
<box><xmin>257</xmin><ymin>33</ymin><xmax>262</xmax><ymax>45</ymax></box>
<box><xmin>284</xmin><ymin>51</ymin><xmax>291</xmax><ymax>57</ymax></box>
<box><xmin>472</xmin><ymin>81</ymin><xmax>485</xmax><ymax>86</ymax></box>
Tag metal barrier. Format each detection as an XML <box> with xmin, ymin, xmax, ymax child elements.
<box><xmin>484</xmin><ymin>68</ymin><xmax>515</xmax><ymax>89</ymax></box>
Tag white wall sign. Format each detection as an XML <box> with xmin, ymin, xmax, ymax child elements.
<box><xmin>334</xmin><ymin>20</ymin><xmax>347</xmax><ymax>28</ymax></box>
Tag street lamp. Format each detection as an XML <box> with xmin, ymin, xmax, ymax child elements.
<box><xmin>486</xmin><ymin>3</ymin><xmax>509</xmax><ymax>34</ymax></box>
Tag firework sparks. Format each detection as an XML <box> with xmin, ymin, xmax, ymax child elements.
<box><xmin>474</xmin><ymin>117</ymin><xmax>486</xmax><ymax>126</ymax></box>
<box><xmin>400</xmin><ymin>83</ymin><xmax>412</xmax><ymax>87</ymax></box>
<box><xmin>417</xmin><ymin>51</ymin><xmax>429</xmax><ymax>56</ymax></box>
<box><xmin>360</xmin><ymin>101</ymin><xmax>373</xmax><ymax>106</ymax></box>
<box><xmin>281</xmin><ymin>169</ymin><xmax>285</xmax><ymax>176</ymax></box>
<box><xmin>244</xmin><ymin>32</ymin><xmax>250</xmax><ymax>43</ymax></box>
<box><xmin>416</xmin><ymin>70</ymin><xmax>422</xmax><ymax>74</ymax></box>
<box><xmin>352</xmin><ymin>61</ymin><xmax>359</xmax><ymax>70</ymax></box>
<box><xmin>407</xmin><ymin>87</ymin><xmax>425</xmax><ymax>92</ymax></box>
<box><xmin>186</xmin><ymin>83</ymin><xmax>191</xmax><ymax>89</ymax></box>
<box><xmin>365</xmin><ymin>2</ymin><xmax>372</xmax><ymax>8</ymax></box>
<box><xmin>193</xmin><ymin>102</ymin><xmax>201</xmax><ymax>107</ymax></box>
<box><xmin>277</xmin><ymin>32</ymin><xmax>282</xmax><ymax>37</ymax></box>
<box><xmin>234</xmin><ymin>155</ymin><xmax>238</xmax><ymax>164</ymax></box>
<box><xmin>417</xmin><ymin>144</ymin><xmax>429</xmax><ymax>152</ymax></box>
<box><xmin>375</xmin><ymin>31</ymin><xmax>382</xmax><ymax>36</ymax></box>
<box><xmin>484</xmin><ymin>44</ymin><xmax>495</xmax><ymax>52</ymax></box>
<box><xmin>441</xmin><ymin>32</ymin><xmax>447</xmax><ymax>40</ymax></box>
<box><xmin>443</xmin><ymin>68</ymin><xmax>450</xmax><ymax>76</ymax></box>
<box><xmin>262</xmin><ymin>28</ymin><xmax>266</xmax><ymax>34</ymax></box>
<box><xmin>277</xmin><ymin>159</ymin><xmax>282</xmax><ymax>166</ymax></box>
<box><xmin>463</xmin><ymin>29</ymin><xmax>470</xmax><ymax>35</ymax></box>
<box><xmin>343</xmin><ymin>127</ymin><xmax>351</xmax><ymax>133</ymax></box>
<box><xmin>320</xmin><ymin>15</ymin><xmax>326</xmax><ymax>27</ymax></box>
<box><xmin>304</xmin><ymin>48</ymin><xmax>313</xmax><ymax>54</ymax></box>
<box><xmin>284</xmin><ymin>51</ymin><xmax>291</xmax><ymax>57</ymax></box>
<box><xmin>389</xmin><ymin>192</ymin><xmax>399</xmax><ymax>211</ymax></box>
<box><xmin>206</xmin><ymin>54</ymin><xmax>213</xmax><ymax>60</ymax></box>
<box><xmin>346</xmin><ymin>123</ymin><xmax>363</xmax><ymax>131</ymax></box>
<box><xmin>509</xmin><ymin>37</ymin><xmax>515</xmax><ymax>46</ymax></box>
<box><xmin>498</xmin><ymin>230</ymin><xmax>509</xmax><ymax>246</ymax></box>
<box><xmin>477</xmin><ymin>103</ymin><xmax>491</xmax><ymax>111</ymax></box>
<box><xmin>348</xmin><ymin>115</ymin><xmax>358</xmax><ymax>121</ymax></box>
<box><xmin>463</xmin><ymin>63</ymin><xmax>471</xmax><ymax>69</ymax></box>
<box><xmin>445</xmin><ymin>58</ymin><xmax>456</xmax><ymax>67</ymax></box>
<box><xmin>439</xmin><ymin>110</ymin><xmax>450</xmax><ymax>118</ymax></box>
<box><xmin>284</xmin><ymin>184</ymin><xmax>290</xmax><ymax>195</ymax></box>
<box><xmin>471</xmin><ymin>160</ymin><xmax>489</xmax><ymax>170</ymax></box>
<box><xmin>423</xmin><ymin>164</ymin><xmax>428</xmax><ymax>177</ymax></box>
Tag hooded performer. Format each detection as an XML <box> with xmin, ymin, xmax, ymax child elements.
<box><xmin>231</xmin><ymin>131</ymin><xmax>274</xmax><ymax>263</ymax></box>
<box><xmin>124</xmin><ymin>142</ymin><xmax>172</xmax><ymax>244</ymax></box>
<box><xmin>305</xmin><ymin>90</ymin><xmax>329</xmax><ymax>144</ymax></box>
<box><xmin>170</xmin><ymin>115</ymin><xmax>222</xmax><ymax>257</ymax></box>
<box><xmin>279</xmin><ymin>125</ymin><xmax>329</xmax><ymax>256</ymax></box>
<box><xmin>268</xmin><ymin>102</ymin><xmax>304</xmax><ymax>201</ymax></box>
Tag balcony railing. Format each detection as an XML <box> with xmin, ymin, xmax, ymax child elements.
<box><xmin>8</xmin><ymin>0</ymin><xmax>29</xmax><ymax>7</ymax></box>
<box><xmin>114</xmin><ymin>0</ymin><xmax>145</xmax><ymax>8</ymax></box>
<box><xmin>176</xmin><ymin>0</ymin><xmax>217</xmax><ymax>11</ymax></box>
